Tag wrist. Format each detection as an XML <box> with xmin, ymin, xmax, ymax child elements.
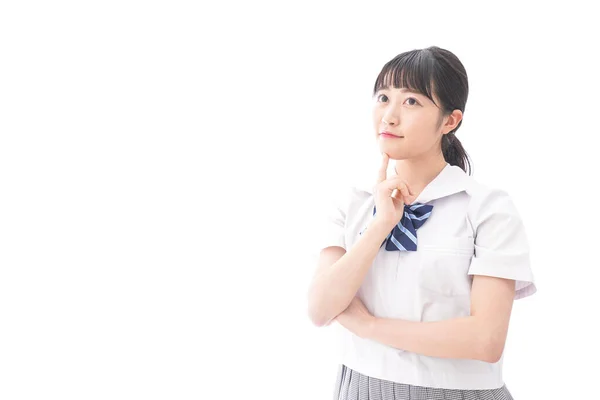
<box><xmin>371</xmin><ymin>216</ymin><xmax>396</xmax><ymax>232</ymax></box>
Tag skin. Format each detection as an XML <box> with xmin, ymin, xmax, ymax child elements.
<box><xmin>374</xmin><ymin>85</ymin><xmax>461</xmax><ymax>202</ymax></box>
<box><xmin>330</xmin><ymin>84</ymin><xmax>516</xmax><ymax>363</ymax></box>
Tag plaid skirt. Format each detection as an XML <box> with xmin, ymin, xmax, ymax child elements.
<box><xmin>334</xmin><ymin>364</ymin><xmax>514</xmax><ymax>400</ymax></box>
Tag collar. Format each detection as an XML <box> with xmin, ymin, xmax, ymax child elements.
<box><xmin>355</xmin><ymin>162</ymin><xmax>470</xmax><ymax>204</ymax></box>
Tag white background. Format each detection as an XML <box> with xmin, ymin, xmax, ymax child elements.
<box><xmin>1</xmin><ymin>1</ymin><xmax>598</xmax><ymax>399</ymax></box>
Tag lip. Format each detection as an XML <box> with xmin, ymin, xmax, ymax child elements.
<box><xmin>380</xmin><ymin>131</ymin><xmax>403</xmax><ymax>138</ymax></box>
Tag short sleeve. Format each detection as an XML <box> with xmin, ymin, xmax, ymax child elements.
<box><xmin>314</xmin><ymin>187</ymin><xmax>350</xmax><ymax>252</ymax></box>
<box><xmin>467</xmin><ymin>189</ymin><xmax>536</xmax><ymax>300</ymax></box>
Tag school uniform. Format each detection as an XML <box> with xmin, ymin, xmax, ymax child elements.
<box><xmin>317</xmin><ymin>162</ymin><xmax>536</xmax><ymax>399</ymax></box>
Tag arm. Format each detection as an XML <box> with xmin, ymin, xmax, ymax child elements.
<box><xmin>307</xmin><ymin>218</ymin><xmax>392</xmax><ymax>327</ymax></box>
<box><xmin>365</xmin><ymin>275</ymin><xmax>515</xmax><ymax>363</ymax></box>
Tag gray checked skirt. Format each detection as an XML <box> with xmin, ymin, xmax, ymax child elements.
<box><xmin>334</xmin><ymin>364</ymin><xmax>514</xmax><ymax>400</ymax></box>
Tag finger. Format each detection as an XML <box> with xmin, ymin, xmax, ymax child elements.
<box><xmin>377</xmin><ymin>153</ymin><xmax>389</xmax><ymax>184</ymax></box>
<box><xmin>391</xmin><ymin>189</ymin><xmax>407</xmax><ymax>205</ymax></box>
<box><xmin>384</xmin><ymin>178</ymin><xmax>411</xmax><ymax>199</ymax></box>
<box><xmin>388</xmin><ymin>177</ymin><xmax>412</xmax><ymax>196</ymax></box>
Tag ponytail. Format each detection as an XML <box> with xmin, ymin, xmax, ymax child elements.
<box><xmin>442</xmin><ymin>131</ymin><xmax>472</xmax><ymax>175</ymax></box>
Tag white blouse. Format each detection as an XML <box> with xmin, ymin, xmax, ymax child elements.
<box><xmin>316</xmin><ymin>162</ymin><xmax>536</xmax><ymax>390</ymax></box>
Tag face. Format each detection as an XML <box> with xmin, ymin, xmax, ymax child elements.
<box><xmin>372</xmin><ymin>86</ymin><xmax>457</xmax><ymax>161</ymax></box>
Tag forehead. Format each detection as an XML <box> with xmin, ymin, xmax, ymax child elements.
<box><xmin>377</xmin><ymin>69</ymin><xmax>437</xmax><ymax>97</ymax></box>
<box><xmin>378</xmin><ymin>68</ymin><xmax>430</xmax><ymax>87</ymax></box>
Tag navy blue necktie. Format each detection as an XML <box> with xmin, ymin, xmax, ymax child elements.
<box><xmin>372</xmin><ymin>203</ymin><xmax>434</xmax><ymax>251</ymax></box>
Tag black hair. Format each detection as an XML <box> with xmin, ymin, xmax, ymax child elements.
<box><xmin>373</xmin><ymin>46</ymin><xmax>472</xmax><ymax>175</ymax></box>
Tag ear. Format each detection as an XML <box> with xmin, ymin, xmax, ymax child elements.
<box><xmin>441</xmin><ymin>109</ymin><xmax>463</xmax><ymax>135</ymax></box>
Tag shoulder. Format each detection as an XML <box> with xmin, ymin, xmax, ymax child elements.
<box><xmin>462</xmin><ymin>175</ymin><xmax>525</xmax><ymax>232</ymax></box>
<box><xmin>340</xmin><ymin>185</ymin><xmax>373</xmax><ymax>213</ymax></box>
<box><xmin>321</xmin><ymin>182</ymin><xmax>371</xmax><ymax>218</ymax></box>
<box><xmin>464</xmin><ymin>175</ymin><xmax>517</xmax><ymax>211</ymax></box>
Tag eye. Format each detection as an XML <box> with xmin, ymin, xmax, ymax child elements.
<box><xmin>376</xmin><ymin>94</ymin><xmax>388</xmax><ymax>102</ymax></box>
<box><xmin>404</xmin><ymin>97</ymin><xmax>419</xmax><ymax>106</ymax></box>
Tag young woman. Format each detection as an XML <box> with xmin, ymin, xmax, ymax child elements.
<box><xmin>307</xmin><ymin>46</ymin><xmax>536</xmax><ymax>400</ymax></box>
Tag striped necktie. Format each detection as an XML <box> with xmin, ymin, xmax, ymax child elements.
<box><xmin>372</xmin><ymin>203</ymin><xmax>434</xmax><ymax>251</ymax></box>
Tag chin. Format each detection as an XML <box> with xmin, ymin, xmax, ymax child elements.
<box><xmin>378</xmin><ymin>145</ymin><xmax>409</xmax><ymax>161</ymax></box>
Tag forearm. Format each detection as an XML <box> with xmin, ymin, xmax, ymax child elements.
<box><xmin>308</xmin><ymin>218</ymin><xmax>391</xmax><ymax>326</ymax></box>
<box><xmin>367</xmin><ymin>316</ymin><xmax>503</xmax><ymax>363</ymax></box>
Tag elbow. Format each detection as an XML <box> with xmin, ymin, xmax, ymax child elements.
<box><xmin>307</xmin><ymin>303</ymin><xmax>325</xmax><ymax>327</ymax></box>
<box><xmin>471</xmin><ymin>318</ymin><xmax>507</xmax><ymax>363</ymax></box>
<box><xmin>309</xmin><ymin>314</ymin><xmax>333</xmax><ymax>328</ymax></box>
<box><xmin>307</xmin><ymin>290</ymin><xmax>332</xmax><ymax>328</ymax></box>
<box><xmin>307</xmin><ymin>305</ymin><xmax>333</xmax><ymax>327</ymax></box>
<box><xmin>476</xmin><ymin>336</ymin><xmax>505</xmax><ymax>363</ymax></box>
<box><xmin>307</xmin><ymin>282</ymin><xmax>348</xmax><ymax>328</ymax></box>
<box><xmin>482</xmin><ymin>348</ymin><xmax>503</xmax><ymax>364</ymax></box>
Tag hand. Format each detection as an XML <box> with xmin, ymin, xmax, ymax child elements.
<box><xmin>372</xmin><ymin>153</ymin><xmax>411</xmax><ymax>229</ymax></box>
<box><xmin>335</xmin><ymin>296</ymin><xmax>375</xmax><ymax>339</ymax></box>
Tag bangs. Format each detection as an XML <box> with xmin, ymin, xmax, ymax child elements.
<box><xmin>373</xmin><ymin>50</ymin><xmax>438</xmax><ymax>106</ymax></box>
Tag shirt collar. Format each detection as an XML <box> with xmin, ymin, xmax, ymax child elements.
<box><xmin>355</xmin><ymin>162</ymin><xmax>470</xmax><ymax>204</ymax></box>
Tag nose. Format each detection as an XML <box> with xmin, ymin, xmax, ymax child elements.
<box><xmin>381</xmin><ymin>108</ymin><xmax>399</xmax><ymax>126</ymax></box>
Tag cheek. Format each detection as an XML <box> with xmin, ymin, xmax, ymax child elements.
<box><xmin>412</xmin><ymin>114</ymin><xmax>439</xmax><ymax>136</ymax></box>
<box><xmin>372</xmin><ymin>108</ymin><xmax>381</xmax><ymax>125</ymax></box>
<box><xmin>404</xmin><ymin>119</ymin><xmax>439</xmax><ymax>148</ymax></box>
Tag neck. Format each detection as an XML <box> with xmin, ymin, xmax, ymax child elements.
<box><xmin>394</xmin><ymin>154</ymin><xmax>448</xmax><ymax>201</ymax></box>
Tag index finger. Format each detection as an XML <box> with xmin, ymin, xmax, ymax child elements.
<box><xmin>377</xmin><ymin>153</ymin><xmax>389</xmax><ymax>183</ymax></box>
